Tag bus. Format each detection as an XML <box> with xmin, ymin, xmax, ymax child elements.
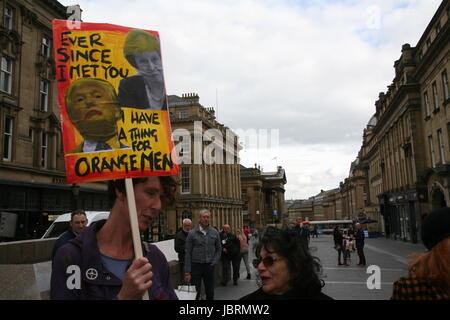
<box><xmin>307</xmin><ymin>220</ymin><xmax>353</xmax><ymax>235</ymax></box>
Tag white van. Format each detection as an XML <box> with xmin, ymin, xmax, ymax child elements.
<box><xmin>41</xmin><ymin>211</ymin><xmax>110</xmax><ymax>239</ymax></box>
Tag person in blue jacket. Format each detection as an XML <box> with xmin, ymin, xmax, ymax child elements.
<box><xmin>50</xmin><ymin>176</ymin><xmax>178</xmax><ymax>300</ymax></box>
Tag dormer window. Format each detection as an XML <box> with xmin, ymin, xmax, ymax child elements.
<box><xmin>3</xmin><ymin>5</ymin><xmax>13</xmax><ymax>30</ymax></box>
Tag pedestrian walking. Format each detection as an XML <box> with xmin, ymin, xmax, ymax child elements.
<box><xmin>184</xmin><ymin>209</ymin><xmax>222</xmax><ymax>300</ymax></box>
<box><xmin>237</xmin><ymin>229</ymin><xmax>251</xmax><ymax>280</ymax></box>
<box><xmin>355</xmin><ymin>223</ymin><xmax>366</xmax><ymax>266</ymax></box>
<box><xmin>243</xmin><ymin>225</ymin><xmax>250</xmax><ymax>243</ymax></box>
<box><xmin>333</xmin><ymin>226</ymin><xmax>344</xmax><ymax>266</ymax></box>
<box><xmin>174</xmin><ymin>218</ymin><xmax>192</xmax><ymax>283</ymax></box>
<box><xmin>313</xmin><ymin>225</ymin><xmax>319</xmax><ymax>238</ymax></box>
<box><xmin>294</xmin><ymin>217</ymin><xmax>309</xmax><ymax>249</ymax></box>
<box><xmin>240</xmin><ymin>226</ymin><xmax>332</xmax><ymax>300</ymax></box>
<box><xmin>342</xmin><ymin>232</ymin><xmax>351</xmax><ymax>266</ymax></box>
<box><xmin>220</xmin><ymin>224</ymin><xmax>241</xmax><ymax>286</ymax></box>
<box><xmin>391</xmin><ymin>207</ymin><xmax>450</xmax><ymax>300</ymax></box>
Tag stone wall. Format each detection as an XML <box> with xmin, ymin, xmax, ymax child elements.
<box><xmin>0</xmin><ymin>238</ymin><xmax>222</xmax><ymax>299</ymax></box>
<box><xmin>0</xmin><ymin>238</ymin><xmax>56</xmax><ymax>264</ymax></box>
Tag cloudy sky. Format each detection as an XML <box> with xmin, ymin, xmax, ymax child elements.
<box><xmin>59</xmin><ymin>0</ymin><xmax>442</xmax><ymax>199</ymax></box>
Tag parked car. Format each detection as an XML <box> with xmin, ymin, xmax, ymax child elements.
<box><xmin>41</xmin><ymin>211</ymin><xmax>110</xmax><ymax>239</ymax></box>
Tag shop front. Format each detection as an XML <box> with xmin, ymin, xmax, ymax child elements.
<box><xmin>379</xmin><ymin>188</ymin><xmax>427</xmax><ymax>243</ymax></box>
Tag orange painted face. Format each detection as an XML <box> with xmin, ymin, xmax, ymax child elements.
<box><xmin>67</xmin><ymin>82</ymin><xmax>120</xmax><ymax>141</ymax></box>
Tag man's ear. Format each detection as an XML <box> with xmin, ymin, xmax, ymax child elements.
<box><xmin>114</xmin><ymin>107</ymin><xmax>122</xmax><ymax>122</ymax></box>
<box><xmin>115</xmin><ymin>187</ymin><xmax>126</xmax><ymax>202</ymax></box>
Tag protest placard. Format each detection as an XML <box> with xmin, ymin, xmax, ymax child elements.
<box><xmin>52</xmin><ymin>20</ymin><xmax>179</xmax><ymax>184</ymax></box>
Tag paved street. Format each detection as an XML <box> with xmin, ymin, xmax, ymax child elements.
<box><xmin>214</xmin><ymin>234</ymin><xmax>426</xmax><ymax>300</ymax></box>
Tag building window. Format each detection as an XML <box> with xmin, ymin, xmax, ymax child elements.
<box><xmin>423</xmin><ymin>91</ymin><xmax>431</xmax><ymax>117</ymax></box>
<box><xmin>3</xmin><ymin>5</ymin><xmax>13</xmax><ymax>30</ymax></box>
<box><xmin>179</xmin><ymin>110</ymin><xmax>189</xmax><ymax>119</ymax></box>
<box><xmin>40</xmin><ymin>80</ymin><xmax>49</xmax><ymax>111</ymax></box>
<box><xmin>41</xmin><ymin>132</ymin><xmax>48</xmax><ymax>168</ymax></box>
<box><xmin>426</xmin><ymin>38</ymin><xmax>431</xmax><ymax>49</ymax></box>
<box><xmin>179</xmin><ymin>135</ymin><xmax>191</xmax><ymax>157</ymax></box>
<box><xmin>447</xmin><ymin>123</ymin><xmax>450</xmax><ymax>152</ymax></box>
<box><xmin>0</xmin><ymin>56</ymin><xmax>12</xmax><ymax>94</ymax></box>
<box><xmin>436</xmin><ymin>22</ymin><xmax>441</xmax><ymax>34</ymax></box>
<box><xmin>181</xmin><ymin>167</ymin><xmax>190</xmax><ymax>193</ymax></box>
<box><xmin>442</xmin><ymin>70</ymin><xmax>449</xmax><ymax>101</ymax></box>
<box><xmin>438</xmin><ymin>129</ymin><xmax>445</xmax><ymax>164</ymax></box>
<box><xmin>3</xmin><ymin>117</ymin><xmax>13</xmax><ymax>161</ymax></box>
<box><xmin>428</xmin><ymin>135</ymin><xmax>436</xmax><ymax>168</ymax></box>
<box><xmin>41</xmin><ymin>36</ymin><xmax>51</xmax><ymax>57</ymax></box>
<box><xmin>432</xmin><ymin>82</ymin><xmax>439</xmax><ymax>110</ymax></box>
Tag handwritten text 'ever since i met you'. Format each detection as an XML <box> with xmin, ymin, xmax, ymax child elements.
<box><xmin>56</xmin><ymin>31</ymin><xmax>130</xmax><ymax>81</ymax></box>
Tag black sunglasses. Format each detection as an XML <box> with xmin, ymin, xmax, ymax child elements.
<box><xmin>252</xmin><ymin>256</ymin><xmax>283</xmax><ymax>268</ymax></box>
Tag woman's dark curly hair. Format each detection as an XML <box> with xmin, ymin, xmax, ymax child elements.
<box><xmin>108</xmin><ymin>175</ymin><xmax>178</xmax><ymax>208</ymax></box>
<box><xmin>255</xmin><ymin>226</ymin><xmax>324</xmax><ymax>296</ymax></box>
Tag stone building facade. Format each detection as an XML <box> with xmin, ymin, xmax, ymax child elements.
<box><xmin>361</xmin><ymin>1</ymin><xmax>449</xmax><ymax>242</ymax></box>
<box><xmin>165</xmin><ymin>93</ymin><xmax>243</xmax><ymax>238</ymax></box>
<box><xmin>0</xmin><ymin>1</ymin><xmax>109</xmax><ymax>241</ymax></box>
<box><xmin>240</xmin><ymin>164</ymin><xmax>287</xmax><ymax>229</ymax></box>
<box><xmin>296</xmin><ymin>1</ymin><xmax>449</xmax><ymax>243</ymax></box>
<box><xmin>416</xmin><ymin>2</ymin><xmax>450</xmax><ymax>211</ymax></box>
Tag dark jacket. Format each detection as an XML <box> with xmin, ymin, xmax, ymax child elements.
<box><xmin>174</xmin><ymin>229</ymin><xmax>189</xmax><ymax>263</ymax></box>
<box><xmin>220</xmin><ymin>232</ymin><xmax>240</xmax><ymax>258</ymax></box>
<box><xmin>294</xmin><ymin>225</ymin><xmax>310</xmax><ymax>244</ymax></box>
<box><xmin>333</xmin><ymin>229</ymin><xmax>343</xmax><ymax>248</ymax></box>
<box><xmin>52</xmin><ymin>230</ymin><xmax>77</xmax><ymax>260</ymax></box>
<box><xmin>240</xmin><ymin>287</ymin><xmax>333</xmax><ymax>300</ymax></box>
<box><xmin>50</xmin><ymin>220</ymin><xmax>177</xmax><ymax>300</ymax></box>
<box><xmin>355</xmin><ymin>229</ymin><xmax>365</xmax><ymax>249</ymax></box>
<box><xmin>118</xmin><ymin>75</ymin><xmax>167</xmax><ymax>110</ymax></box>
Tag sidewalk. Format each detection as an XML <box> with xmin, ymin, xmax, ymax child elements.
<box><xmin>316</xmin><ymin>235</ymin><xmax>424</xmax><ymax>300</ymax></box>
<box><xmin>214</xmin><ymin>234</ymin><xmax>426</xmax><ymax>300</ymax></box>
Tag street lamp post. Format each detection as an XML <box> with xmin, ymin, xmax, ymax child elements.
<box><xmin>71</xmin><ymin>184</ymin><xmax>80</xmax><ymax>212</ymax></box>
<box><xmin>256</xmin><ymin>210</ymin><xmax>261</xmax><ymax>228</ymax></box>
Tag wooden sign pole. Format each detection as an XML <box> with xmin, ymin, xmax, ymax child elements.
<box><xmin>125</xmin><ymin>178</ymin><xmax>150</xmax><ymax>300</ymax></box>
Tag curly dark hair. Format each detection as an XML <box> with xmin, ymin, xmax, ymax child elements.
<box><xmin>255</xmin><ymin>226</ymin><xmax>324</xmax><ymax>296</ymax></box>
<box><xmin>108</xmin><ymin>175</ymin><xmax>178</xmax><ymax>208</ymax></box>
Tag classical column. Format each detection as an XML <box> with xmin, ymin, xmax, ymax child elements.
<box><xmin>214</xmin><ymin>164</ymin><xmax>218</xmax><ymax>196</ymax></box>
<box><xmin>220</xmin><ymin>207</ymin><xmax>224</xmax><ymax>228</ymax></box>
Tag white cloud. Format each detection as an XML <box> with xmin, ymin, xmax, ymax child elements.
<box><xmin>58</xmin><ymin>0</ymin><xmax>442</xmax><ymax>199</ymax></box>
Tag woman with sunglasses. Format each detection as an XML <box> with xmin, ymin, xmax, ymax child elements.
<box><xmin>240</xmin><ymin>226</ymin><xmax>332</xmax><ymax>300</ymax></box>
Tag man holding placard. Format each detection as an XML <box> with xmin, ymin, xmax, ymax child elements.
<box><xmin>51</xmin><ymin>20</ymin><xmax>180</xmax><ymax>300</ymax></box>
<box><xmin>50</xmin><ymin>176</ymin><xmax>178</xmax><ymax>300</ymax></box>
